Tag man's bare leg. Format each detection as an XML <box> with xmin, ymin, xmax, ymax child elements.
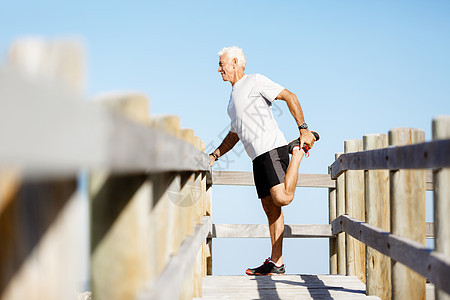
<box><xmin>270</xmin><ymin>148</ymin><xmax>304</xmax><ymax>206</ymax></box>
<box><xmin>261</xmin><ymin>195</ymin><xmax>285</xmax><ymax>266</ymax></box>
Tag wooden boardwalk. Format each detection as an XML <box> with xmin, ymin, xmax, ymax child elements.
<box><xmin>198</xmin><ymin>274</ymin><xmax>380</xmax><ymax>300</ymax></box>
<box><xmin>198</xmin><ymin>274</ymin><xmax>436</xmax><ymax>300</ymax></box>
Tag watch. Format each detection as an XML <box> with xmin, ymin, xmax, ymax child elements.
<box><xmin>298</xmin><ymin>123</ymin><xmax>308</xmax><ymax>130</ymax></box>
<box><xmin>210</xmin><ymin>153</ymin><xmax>219</xmax><ymax>161</ymax></box>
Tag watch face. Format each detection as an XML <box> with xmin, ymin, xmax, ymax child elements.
<box><xmin>300</xmin><ymin>123</ymin><xmax>308</xmax><ymax>129</ymax></box>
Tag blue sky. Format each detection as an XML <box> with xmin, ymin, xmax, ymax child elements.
<box><xmin>1</xmin><ymin>0</ymin><xmax>449</xmax><ymax>277</ymax></box>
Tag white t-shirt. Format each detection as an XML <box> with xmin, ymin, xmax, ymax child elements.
<box><xmin>227</xmin><ymin>74</ymin><xmax>287</xmax><ymax>160</ymax></box>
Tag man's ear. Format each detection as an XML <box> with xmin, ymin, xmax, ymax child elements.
<box><xmin>232</xmin><ymin>57</ymin><xmax>239</xmax><ymax>68</ymax></box>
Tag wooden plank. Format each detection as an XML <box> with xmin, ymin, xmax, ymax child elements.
<box><xmin>389</xmin><ymin>128</ymin><xmax>426</xmax><ymax>300</ymax></box>
<box><xmin>209</xmin><ymin>224</ymin><xmax>333</xmax><ymax>238</ymax></box>
<box><xmin>0</xmin><ymin>68</ymin><xmax>210</xmax><ymax>174</ymax></box>
<box><xmin>0</xmin><ymin>178</ymin><xmax>83</xmax><ymax>300</ymax></box>
<box><xmin>363</xmin><ymin>133</ymin><xmax>391</xmax><ymax>300</ymax></box>
<box><xmin>89</xmin><ymin>94</ymin><xmax>154</xmax><ymax>300</ymax></box>
<box><xmin>148</xmin><ymin>116</ymin><xmax>181</xmax><ymax>280</ymax></box>
<box><xmin>200</xmin><ymin>274</ymin><xmax>380</xmax><ymax>299</ymax></box>
<box><xmin>90</xmin><ymin>173</ymin><xmax>151</xmax><ymax>300</ymax></box>
<box><xmin>330</xmin><ymin>139</ymin><xmax>450</xmax><ymax>179</ymax></box>
<box><xmin>142</xmin><ymin>216</ymin><xmax>211</xmax><ymax>300</ymax></box>
<box><xmin>432</xmin><ymin>115</ymin><xmax>450</xmax><ymax>300</ymax></box>
<box><xmin>344</xmin><ymin>140</ymin><xmax>366</xmax><ymax>283</ymax></box>
<box><xmin>427</xmin><ymin>222</ymin><xmax>434</xmax><ymax>239</ymax></box>
<box><xmin>329</xmin><ymin>165</ymin><xmax>337</xmax><ymax>274</ymax></box>
<box><xmin>8</xmin><ymin>37</ymin><xmax>85</xmax><ymax>92</ymax></box>
<box><xmin>426</xmin><ymin>170</ymin><xmax>434</xmax><ymax>191</ymax></box>
<box><xmin>94</xmin><ymin>92</ymin><xmax>150</xmax><ymax>125</ymax></box>
<box><xmin>335</xmin><ymin>153</ymin><xmax>346</xmax><ymax>275</ymax></box>
<box><xmin>205</xmin><ymin>186</ymin><xmax>213</xmax><ymax>275</ymax></box>
<box><xmin>332</xmin><ymin>215</ymin><xmax>450</xmax><ymax>296</ymax></box>
<box><xmin>212</xmin><ymin>171</ymin><xmax>335</xmax><ymax>188</ymax></box>
<box><xmin>1</xmin><ymin>39</ymin><xmax>85</xmax><ymax>300</ymax></box>
<box><xmin>206</xmin><ymin>223</ymin><xmax>433</xmax><ymax>239</ymax></box>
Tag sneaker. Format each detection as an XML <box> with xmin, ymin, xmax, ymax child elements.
<box><xmin>287</xmin><ymin>131</ymin><xmax>320</xmax><ymax>155</ymax></box>
<box><xmin>245</xmin><ymin>258</ymin><xmax>285</xmax><ymax>276</ymax></box>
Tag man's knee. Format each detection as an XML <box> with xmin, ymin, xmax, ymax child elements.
<box><xmin>272</xmin><ymin>194</ymin><xmax>293</xmax><ymax>207</ymax></box>
<box><xmin>270</xmin><ymin>187</ymin><xmax>294</xmax><ymax>207</ymax></box>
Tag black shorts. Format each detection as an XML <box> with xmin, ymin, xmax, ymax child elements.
<box><xmin>252</xmin><ymin>146</ymin><xmax>289</xmax><ymax>199</ymax></box>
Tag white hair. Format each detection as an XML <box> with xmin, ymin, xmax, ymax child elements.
<box><xmin>218</xmin><ymin>46</ymin><xmax>246</xmax><ymax>70</ymax></box>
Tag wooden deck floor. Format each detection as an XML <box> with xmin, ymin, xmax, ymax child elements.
<box><xmin>198</xmin><ymin>274</ymin><xmax>437</xmax><ymax>300</ymax></box>
<box><xmin>198</xmin><ymin>274</ymin><xmax>381</xmax><ymax>300</ymax></box>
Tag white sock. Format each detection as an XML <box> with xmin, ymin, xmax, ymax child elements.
<box><xmin>269</xmin><ymin>259</ymin><xmax>283</xmax><ymax>267</ymax></box>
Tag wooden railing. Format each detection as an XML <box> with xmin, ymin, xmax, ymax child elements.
<box><xmin>2</xmin><ymin>37</ymin><xmax>449</xmax><ymax>300</ymax></box>
<box><xmin>0</xmin><ymin>38</ymin><xmax>211</xmax><ymax>300</ymax></box>
<box><xmin>328</xmin><ymin>121</ymin><xmax>450</xmax><ymax>300</ymax></box>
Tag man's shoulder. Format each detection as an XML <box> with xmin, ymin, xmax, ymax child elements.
<box><xmin>246</xmin><ymin>74</ymin><xmax>270</xmax><ymax>84</ymax></box>
<box><xmin>248</xmin><ymin>73</ymin><xmax>268</xmax><ymax>80</ymax></box>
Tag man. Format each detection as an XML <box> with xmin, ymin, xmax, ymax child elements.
<box><xmin>209</xmin><ymin>46</ymin><xmax>319</xmax><ymax>275</ymax></box>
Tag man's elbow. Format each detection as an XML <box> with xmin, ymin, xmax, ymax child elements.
<box><xmin>278</xmin><ymin>89</ymin><xmax>297</xmax><ymax>102</ymax></box>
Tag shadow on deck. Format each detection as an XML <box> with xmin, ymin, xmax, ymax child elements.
<box><xmin>199</xmin><ymin>274</ymin><xmax>381</xmax><ymax>300</ymax></box>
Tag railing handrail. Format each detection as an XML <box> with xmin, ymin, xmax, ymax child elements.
<box><xmin>329</xmin><ymin>138</ymin><xmax>450</xmax><ymax>179</ymax></box>
<box><xmin>329</xmin><ymin>124</ymin><xmax>450</xmax><ymax>299</ymax></box>
<box><xmin>209</xmin><ymin>222</ymin><xmax>435</xmax><ymax>239</ymax></box>
<box><xmin>141</xmin><ymin>216</ymin><xmax>211</xmax><ymax>300</ymax></box>
<box><xmin>213</xmin><ymin>170</ymin><xmax>436</xmax><ymax>191</ymax></box>
<box><xmin>212</xmin><ymin>170</ymin><xmax>335</xmax><ymax>188</ymax></box>
<box><xmin>0</xmin><ymin>67</ymin><xmax>211</xmax><ymax>175</ymax></box>
<box><xmin>209</xmin><ymin>224</ymin><xmax>334</xmax><ymax>238</ymax></box>
<box><xmin>1</xmin><ymin>43</ymin><xmax>212</xmax><ymax>299</ymax></box>
<box><xmin>332</xmin><ymin>215</ymin><xmax>450</xmax><ymax>295</ymax></box>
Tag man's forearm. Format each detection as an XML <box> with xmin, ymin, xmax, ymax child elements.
<box><xmin>285</xmin><ymin>92</ymin><xmax>305</xmax><ymax>127</ymax></box>
<box><xmin>211</xmin><ymin>131</ymin><xmax>239</xmax><ymax>158</ymax></box>
<box><xmin>276</xmin><ymin>89</ymin><xmax>306</xmax><ymax>127</ymax></box>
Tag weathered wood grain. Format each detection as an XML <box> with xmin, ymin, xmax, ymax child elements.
<box><xmin>209</xmin><ymin>224</ymin><xmax>333</xmax><ymax>238</ymax></box>
<box><xmin>364</xmin><ymin>133</ymin><xmax>391</xmax><ymax>300</ymax></box>
<box><xmin>0</xmin><ymin>68</ymin><xmax>210</xmax><ymax>175</ymax></box>
<box><xmin>335</xmin><ymin>153</ymin><xmax>347</xmax><ymax>275</ymax></box>
<box><xmin>389</xmin><ymin>128</ymin><xmax>426</xmax><ymax>300</ymax></box>
<box><xmin>142</xmin><ymin>216</ymin><xmax>211</xmax><ymax>300</ymax></box>
<box><xmin>432</xmin><ymin>116</ymin><xmax>450</xmax><ymax>300</ymax></box>
<box><xmin>330</xmin><ymin>139</ymin><xmax>450</xmax><ymax>179</ymax></box>
<box><xmin>1</xmin><ymin>39</ymin><xmax>85</xmax><ymax>300</ymax></box>
<box><xmin>0</xmin><ymin>178</ymin><xmax>82</xmax><ymax>300</ymax></box>
<box><xmin>329</xmin><ymin>165</ymin><xmax>337</xmax><ymax>274</ymax></box>
<box><xmin>200</xmin><ymin>274</ymin><xmax>380</xmax><ymax>299</ymax></box>
<box><xmin>212</xmin><ymin>171</ymin><xmax>335</xmax><ymax>188</ymax></box>
<box><xmin>344</xmin><ymin>139</ymin><xmax>366</xmax><ymax>283</ymax></box>
<box><xmin>332</xmin><ymin>215</ymin><xmax>450</xmax><ymax>296</ymax></box>
<box><xmin>89</xmin><ymin>93</ymin><xmax>153</xmax><ymax>300</ymax></box>
<box><xmin>8</xmin><ymin>37</ymin><xmax>85</xmax><ymax>92</ymax></box>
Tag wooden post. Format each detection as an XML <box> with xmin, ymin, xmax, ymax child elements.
<box><xmin>1</xmin><ymin>38</ymin><xmax>86</xmax><ymax>300</ymax></box>
<box><xmin>432</xmin><ymin>116</ymin><xmax>450</xmax><ymax>300</ymax></box>
<box><xmin>335</xmin><ymin>153</ymin><xmax>346</xmax><ymax>275</ymax></box>
<box><xmin>90</xmin><ymin>94</ymin><xmax>152</xmax><ymax>300</ymax></box>
<box><xmin>193</xmin><ymin>137</ymin><xmax>204</xmax><ymax>298</ymax></box>
<box><xmin>179</xmin><ymin>129</ymin><xmax>198</xmax><ymax>300</ymax></box>
<box><xmin>389</xmin><ymin>128</ymin><xmax>426</xmax><ymax>300</ymax></box>
<box><xmin>364</xmin><ymin>134</ymin><xmax>391</xmax><ymax>300</ymax></box>
<box><xmin>206</xmin><ymin>184</ymin><xmax>213</xmax><ymax>275</ymax></box>
<box><xmin>148</xmin><ymin>115</ymin><xmax>181</xmax><ymax>281</ymax></box>
<box><xmin>329</xmin><ymin>166</ymin><xmax>337</xmax><ymax>275</ymax></box>
<box><xmin>344</xmin><ymin>139</ymin><xmax>365</xmax><ymax>283</ymax></box>
<box><xmin>8</xmin><ymin>37</ymin><xmax>85</xmax><ymax>92</ymax></box>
